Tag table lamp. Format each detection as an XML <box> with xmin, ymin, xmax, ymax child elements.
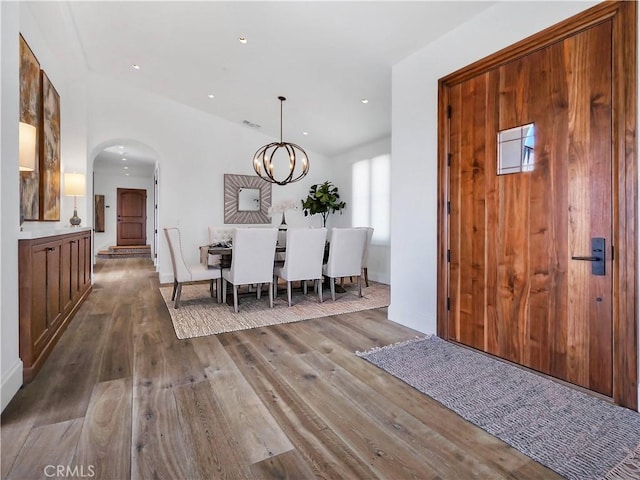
<box><xmin>64</xmin><ymin>172</ymin><xmax>86</xmax><ymax>227</ymax></box>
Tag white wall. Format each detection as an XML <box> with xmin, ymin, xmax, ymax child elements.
<box><xmin>0</xmin><ymin>1</ymin><xmax>23</xmax><ymax>412</ymax></box>
<box><xmin>86</xmin><ymin>73</ymin><xmax>334</xmax><ymax>284</ymax></box>
<box><xmin>93</xmin><ymin>172</ymin><xmax>155</xmax><ymax>255</ymax></box>
<box><xmin>330</xmin><ymin>136</ymin><xmax>391</xmax><ymax>284</ymax></box>
<box><xmin>17</xmin><ymin>3</ymin><xmax>89</xmax><ymax>233</ymax></box>
<box><xmin>389</xmin><ymin>1</ymin><xmax>600</xmax><ymax>334</ymax></box>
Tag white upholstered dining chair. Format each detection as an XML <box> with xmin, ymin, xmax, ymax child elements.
<box><xmin>164</xmin><ymin>227</ymin><xmax>222</xmax><ymax>308</ymax></box>
<box><xmin>222</xmin><ymin>227</ymin><xmax>278</xmax><ymax>312</ymax></box>
<box><xmin>273</xmin><ymin>227</ymin><xmax>327</xmax><ymax>306</ymax></box>
<box><xmin>322</xmin><ymin>227</ymin><xmax>367</xmax><ymax>301</ymax></box>
<box><xmin>346</xmin><ymin>226</ymin><xmax>375</xmax><ymax>287</ymax></box>
<box><xmin>359</xmin><ymin>227</ymin><xmax>374</xmax><ymax>287</ymax></box>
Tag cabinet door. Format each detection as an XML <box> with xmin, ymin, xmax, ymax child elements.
<box><xmin>60</xmin><ymin>238</ymin><xmax>73</xmax><ymax>312</ymax></box>
<box><xmin>45</xmin><ymin>242</ymin><xmax>62</xmax><ymax>329</ymax></box>
<box><xmin>78</xmin><ymin>235</ymin><xmax>87</xmax><ymax>292</ymax></box>
<box><xmin>70</xmin><ymin>237</ymin><xmax>80</xmax><ymax>300</ymax></box>
<box><xmin>30</xmin><ymin>245</ymin><xmax>49</xmax><ymax>351</ymax></box>
<box><xmin>61</xmin><ymin>234</ymin><xmax>91</xmax><ymax>311</ymax></box>
<box><xmin>31</xmin><ymin>240</ymin><xmax>62</xmax><ymax>353</ymax></box>
<box><xmin>61</xmin><ymin>235</ymin><xmax>81</xmax><ymax>307</ymax></box>
<box><xmin>82</xmin><ymin>233</ymin><xmax>92</xmax><ymax>290</ymax></box>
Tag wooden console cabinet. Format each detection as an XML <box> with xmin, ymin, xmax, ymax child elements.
<box><xmin>19</xmin><ymin>229</ymin><xmax>92</xmax><ymax>382</ymax></box>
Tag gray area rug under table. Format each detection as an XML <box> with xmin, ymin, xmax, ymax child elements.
<box><xmin>160</xmin><ymin>281</ymin><xmax>389</xmax><ymax>338</ymax></box>
<box><xmin>357</xmin><ymin>336</ymin><xmax>640</xmax><ymax>480</ymax></box>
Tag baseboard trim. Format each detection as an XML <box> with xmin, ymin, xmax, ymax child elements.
<box><xmin>1</xmin><ymin>359</ymin><xmax>23</xmax><ymax>412</ymax></box>
<box><xmin>369</xmin><ymin>273</ymin><xmax>390</xmax><ymax>285</ymax></box>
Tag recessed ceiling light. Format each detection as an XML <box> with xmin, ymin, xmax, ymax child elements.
<box><xmin>124</xmin><ymin>166</ymin><xmax>129</xmax><ymax>170</ymax></box>
<box><xmin>122</xmin><ymin>157</ymin><xmax>127</xmax><ymax>161</ymax></box>
<box><xmin>126</xmin><ymin>173</ymin><xmax>130</xmax><ymax>176</ymax></box>
<box><xmin>361</xmin><ymin>98</ymin><xmax>369</xmax><ymax>104</ymax></box>
<box><xmin>207</xmin><ymin>94</ymin><xmax>214</xmax><ymax>99</ymax></box>
<box><xmin>239</xmin><ymin>37</ymin><xmax>247</xmax><ymax>44</ymax></box>
<box><xmin>303</xmin><ymin>131</ymin><xmax>309</xmax><ymax>136</ymax></box>
<box><xmin>132</xmin><ymin>64</ymin><xmax>140</xmax><ymax>70</ymax></box>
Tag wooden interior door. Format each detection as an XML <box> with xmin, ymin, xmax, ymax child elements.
<box><xmin>438</xmin><ymin>2</ymin><xmax>637</xmax><ymax>408</ymax></box>
<box><xmin>117</xmin><ymin>188</ymin><xmax>147</xmax><ymax>246</ymax></box>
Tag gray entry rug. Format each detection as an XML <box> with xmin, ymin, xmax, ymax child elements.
<box><xmin>160</xmin><ymin>281</ymin><xmax>389</xmax><ymax>339</ymax></box>
<box><xmin>357</xmin><ymin>336</ymin><xmax>640</xmax><ymax>480</ymax></box>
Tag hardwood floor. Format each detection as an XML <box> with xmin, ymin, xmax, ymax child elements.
<box><xmin>1</xmin><ymin>258</ymin><xmax>561</xmax><ymax>479</ymax></box>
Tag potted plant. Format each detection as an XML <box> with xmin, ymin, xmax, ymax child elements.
<box><xmin>301</xmin><ymin>181</ymin><xmax>346</xmax><ymax>227</ymax></box>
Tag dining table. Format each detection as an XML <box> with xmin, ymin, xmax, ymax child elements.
<box><xmin>199</xmin><ymin>243</ymin><xmax>286</xmax><ymax>268</ymax></box>
<box><xmin>198</xmin><ymin>242</ymin><xmax>345</xmax><ymax>306</ymax></box>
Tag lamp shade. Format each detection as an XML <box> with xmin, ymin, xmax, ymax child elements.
<box><xmin>19</xmin><ymin>122</ymin><xmax>36</xmax><ymax>172</ymax></box>
<box><xmin>64</xmin><ymin>173</ymin><xmax>86</xmax><ymax>196</ymax></box>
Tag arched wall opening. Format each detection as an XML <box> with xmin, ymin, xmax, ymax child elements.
<box><xmin>89</xmin><ymin>138</ymin><xmax>160</xmax><ymax>267</ymax></box>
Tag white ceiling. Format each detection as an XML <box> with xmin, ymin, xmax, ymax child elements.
<box><xmin>93</xmin><ymin>142</ymin><xmax>158</xmax><ymax>177</ymax></box>
<box><xmin>42</xmin><ymin>1</ymin><xmax>496</xmax><ymax>167</ymax></box>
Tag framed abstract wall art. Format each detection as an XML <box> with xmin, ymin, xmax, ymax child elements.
<box><xmin>94</xmin><ymin>195</ymin><xmax>105</xmax><ymax>232</ymax></box>
<box><xmin>19</xmin><ymin>34</ymin><xmax>40</xmax><ymax>221</ymax></box>
<box><xmin>40</xmin><ymin>70</ymin><xmax>60</xmax><ymax>221</ymax></box>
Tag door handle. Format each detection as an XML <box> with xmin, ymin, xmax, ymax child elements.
<box><xmin>571</xmin><ymin>237</ymin><xmax>605</xmax><ymax>276</ymax></box>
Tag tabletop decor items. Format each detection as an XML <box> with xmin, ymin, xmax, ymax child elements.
<box><xmin>268</xmin><ymin>199</ymin><xmax>298</xmax><ymax>226</ymax></box>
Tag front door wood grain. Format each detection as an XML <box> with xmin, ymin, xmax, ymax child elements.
<box><xmin>438</xmin><ymin>2</ymin><xmax>637</xmax><ymax>408</ymax></box>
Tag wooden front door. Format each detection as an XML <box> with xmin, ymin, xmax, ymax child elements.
<box><xmin>438</xmin><ymin>2</ymin><xmax>637</xmax><ymax>408</ymax></box>
<box><xmin>117</xmin><ymin>188</ymin><xmax>147</xmax><ymax>246</ymax></box>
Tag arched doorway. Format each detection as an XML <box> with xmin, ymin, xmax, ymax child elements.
<box><xmin>90</xmin><ymin>139</ymin><xmax>160</xmax><ymax>266</ymax></box>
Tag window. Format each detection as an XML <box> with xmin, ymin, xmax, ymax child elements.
<box><xmin>497</xmin><ymin>123</ymin><xmax>535</xmax><ymax>174</ymax></box>
<box><xmin>352</xmin><ymin>154</ymin><xmax>390</xmax><ymax>244</ymax></box>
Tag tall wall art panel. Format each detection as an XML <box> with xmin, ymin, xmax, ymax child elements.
<box><xmin>19</xmin><ymin>34</ymin><xmax>40</xmax><ymax>220</ymax></box>
<box><xmin>40</xmin><ymin>71</ymin><xmax>60</xmax><ymax>221</ymax></box>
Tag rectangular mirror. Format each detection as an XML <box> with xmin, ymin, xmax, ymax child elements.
<box><xmin>238</xmin><ymin>188</ymin><xmax>260</xmax><ymax>211</ymax></box>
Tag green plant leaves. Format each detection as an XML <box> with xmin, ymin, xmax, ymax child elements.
<box><xmin>300</xmin><ymin>181</ymin><xmax>346</xmax><ymax>226</ymax></box>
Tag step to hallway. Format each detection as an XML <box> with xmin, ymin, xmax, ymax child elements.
<box><xmin>97</xmin><ymin>245</ymin><xmax>151</xmax><ymax>259</ymax></box>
